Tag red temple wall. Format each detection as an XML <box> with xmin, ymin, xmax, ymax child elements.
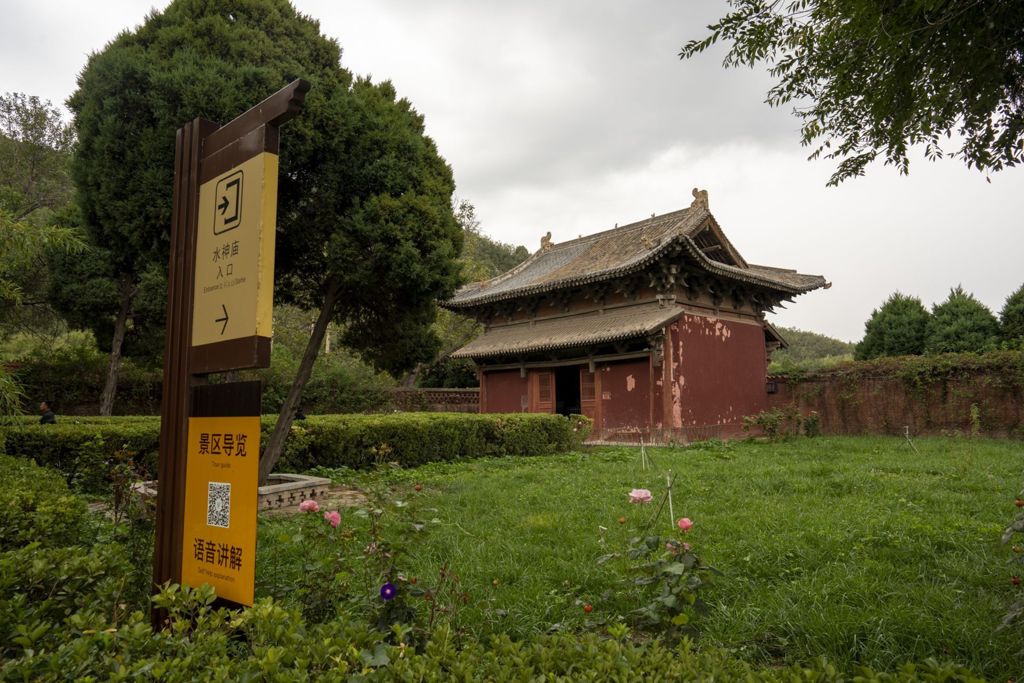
<box><xmin>661</xmin><ymin>314</ymin><xmax>768</xmax><ymax>440</ymax></box>
<box><xmin>480</xmin><ymin>369</ymin><xmax>527</xmax><ymax>413</ymax></box>
<box><xmin>596</xmin><ymin>359</ymin><xmax>652</xmax><ymax>436</ymax></box>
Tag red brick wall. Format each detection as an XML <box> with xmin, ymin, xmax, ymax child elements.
<box><xmin>767</xmin><ymin>372</ymin><xmax>1024</xmax><ymax>437</ymax></box>
<box><xmin>389</xmin><ymin>389</ymin><xmax>480</xmax><ymax>413</ymax></box>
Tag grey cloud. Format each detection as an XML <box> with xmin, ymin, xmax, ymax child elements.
<box><xmin>323</xmin><ymin>1</ymin><xmax>799</xmax><ymax>190</ymax></box>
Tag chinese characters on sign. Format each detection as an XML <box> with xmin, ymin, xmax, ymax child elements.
<box><xmin>192</xmin><ymin>538</ymin><xmax>244</xmax><ymax>570</ymax></box>
<box><xmin>192</xmin><ymin>152</ymin><xmax>279</xmax><ymax>347</ymax></box>
<box><xmin>197</xmin><ymin>431</ymin><xmax>249</xmax><ymax>456</ymax></box>
<box><xmin>211</xmin><ymin>240</ymin><xmax>241</xmax><ymax>280</ymax></box>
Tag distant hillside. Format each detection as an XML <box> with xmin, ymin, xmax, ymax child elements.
<box><xmin>462</xmin><ymin>228</ymin><xmax>529</xmax><ymax>280</ymax></box>
<box><xmin>769</xmin><ymin>326</ymin><xmax>855</xmax><ymax>373</ymax></box>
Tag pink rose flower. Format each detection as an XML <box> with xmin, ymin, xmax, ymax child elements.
<box><xmin>628</xmin><ymin>488</ymin><xmax>653</xmax><ymax>504</ymax></box>
<box><xmin>324</xmin><ymin>510</ymin><xmax>341</xmax><ymax>528</ymax></box>
<box><xmin>677</xmin><ymin>517</ymin><xmax>693</xmax><ymax>532</ymax></box>
<box><xmin>298</xmin><ymin>499</ymin><xmax>320</xmax><ymax>513</ymax></box>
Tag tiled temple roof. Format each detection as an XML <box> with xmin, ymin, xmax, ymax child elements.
<box><xmin>445</xmin><ymin>205</ymin><xmax>827</xmax><ymax>309</ymax></box>
<box><xmin>451</xmin><ymin>302</ymin><xmax>684</xmax><ymax>359</ymax></box>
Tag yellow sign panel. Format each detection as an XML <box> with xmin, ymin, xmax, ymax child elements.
<box><xmin>192</xmin><ymin>153</ymin><xmax>278</xmax><ymax>347</ymax></box>
<box><xmin>181</xmin><ymin>416</ymin><xmax>260</xmax><ymax>606</ymax></box>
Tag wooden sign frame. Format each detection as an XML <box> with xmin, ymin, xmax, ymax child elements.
<box><xmin>153</xmin><ymin>80</ymin><xmax>309</xmax><ymax>628</ymax></box>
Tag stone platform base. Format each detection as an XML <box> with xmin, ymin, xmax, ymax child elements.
<box><xmin>131</xmin><ymin>473</ymin><xmax>333</xmax><ymax>512</ymax></box>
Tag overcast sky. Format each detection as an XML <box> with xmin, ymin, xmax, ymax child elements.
<box><xmin>3</xmin><ymin>0</ymin><xmax>1021</xmax><ymax>342</ymax></box>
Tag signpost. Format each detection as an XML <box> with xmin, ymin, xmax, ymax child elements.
<box><xmin>154</xmin><ymin>80</ymin><xmax>308</xmax><ymax>627</ymax></box>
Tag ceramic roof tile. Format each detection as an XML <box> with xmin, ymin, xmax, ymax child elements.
<box><xmin>446</xmin><ymin>207</ymin><xmax>827</xmax><ymax>308</ymax></box>
<box><xmin>451</xmin><ymin>302</ymin><xmax>685</xmax><ymax>359</ymax></box>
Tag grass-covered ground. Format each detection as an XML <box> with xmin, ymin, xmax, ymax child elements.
<box><xmin>258</xmin><ymin>436</ymin><xmax>1024</xmax><ymax>680</ymax></box>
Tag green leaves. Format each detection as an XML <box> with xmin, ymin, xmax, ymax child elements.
<box><xmin>681</xmin><ymin>1</ymin><xmax>1024</xmax><ymax>184</ymax></box>
<box><xmin>924</xmin><ymin>286</ymin><xmax>999</xmax><ymax>355</ymax></box>
<box><xmin>855</xmin><ymin>292</ymin><xmax>930</xmax><ymax>360</ymax></box>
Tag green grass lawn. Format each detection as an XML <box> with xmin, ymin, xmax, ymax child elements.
<box><xmin>257</xmin><ymin>436</ymin><xmax>1024</xmax><ymax>679</ymax></box>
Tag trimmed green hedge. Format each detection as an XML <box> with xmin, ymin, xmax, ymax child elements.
<box><xmin>276</xmin><ymin>413</ymin><xmax>590</xmax><ymax>471</ymax></box>
<box><xmin>1</xmin><ymin>420</ymin><xmax>162</xmax><ymax>494</ymax></box>
<box><xmin>1</xmin><ymin>413</ymin><xmax>590</xmax><ymax>494</ymax></box>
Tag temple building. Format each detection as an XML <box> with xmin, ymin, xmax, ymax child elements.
<box><xmin>442</xmin><ymin>189</ymin><xmax>828</xmax><ymax>441</ymax></box>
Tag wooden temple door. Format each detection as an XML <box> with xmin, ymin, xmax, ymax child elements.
<box><xmin>528</xmin><ymin>370</ymin><xmax>555</xmax><ymax>413</ymax></box>
<box><xmin>580</xmin><ymin>367</ymin><xmax>599</xmax><ymax>426</ymax></box>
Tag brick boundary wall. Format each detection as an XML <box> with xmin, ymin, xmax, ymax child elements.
<box><xmin>387</xmin><ymin>388</ymin><xmax>480</xmax><ymax>413</ymax></box>
<box><xmin>766</xmin><ymin>369</ymin><xmax>1024</xmax><ymax>438</ymax></box>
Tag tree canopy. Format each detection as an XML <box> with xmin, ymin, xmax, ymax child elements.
<box><xmin>999</xmin><ymin>283</ymin><xmax>1024</xmax><ymax>347</ymax></box>
<box><xmin>854</xmin><ymin>292</ymin><xmax>930</xmax><ymax>360</ymax></box>
<box><xmin>681</xmin><ymin>1</ymin><xmax>1024</xmax><ymax>185</ymax></box>
<box><xmin>70</xmin><ymin>0</ymin><xmax>462</xmax><ymax>424</ymax></box>
<box><xmin>924</xmin><ymin>286</ymin><xmax>999</xmax><ymax>355</ymax></box>
<box><xmin>0</xmin><ymin>94</ymin><xmax>81</xmax><ymax>337</ymax></box>
<box><xmin>0</xmin><ymin>92</ymin><xmax>74</xmax><ymax>222</ymax></box>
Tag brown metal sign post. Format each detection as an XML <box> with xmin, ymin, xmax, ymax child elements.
<box><xmin>154</xmin><ymin>80</ymin><xmax>309</xmax><ymax>628</ymax></box>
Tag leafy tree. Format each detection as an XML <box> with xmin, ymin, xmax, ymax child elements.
<box><xmin>457</xmin><ymin>200</ymin><xmax>530</xmax><ymax>282</ymax></box>
<box><xmin>681</xmin><ymin>2</ymin><xmax>1024</xmax><ymax>185</ymax></box>
<box><xmin>408</xmin><ymin>201</ymin><xmax>530</xmax><ymax>389</ymax></box>
<box><xmin>0</xmin><ymin>94</ymin><xmax>80</xmax><ymax>338</ymax></box>
<box><xmin>262</xmin><ymin>76</ymin><xmax>462</xmax><ymax>479</ymax></box>
<box><xmin>999</xmin><ymin>283</ymin><xmax>1024</xmax><ymax>348</ymax></box>
<box><xmin>924</xmin><ymin>286</ymin><xmax>999</xmax><ymax>355</ymax></box>
<box><xmin>0</xmin><ymin>93</ymin><xmax>74</xmax><ymax>222</ymax></box>
<box><xmin>69</xmin><ymin>0</ymin><xmax>353</xmax><ymax>415</ymax></box>
<box><xmin>854</xmin><ymin>293</ymin><xmax>930</xmax><ymax>360</ymax></box>
<box><xmin>71</xmin><ymin>1</ymin><xmax>462</xmax><ymax>474</ymax></box>
<box><xmin>0</xmin><ymin>92</ymin><xmax>82</xmax><ymax>417</ymax></box>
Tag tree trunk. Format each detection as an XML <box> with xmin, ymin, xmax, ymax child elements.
<box><xmin>259</xmin><ymin>281</ymin><xmax>340</xmax><ymax>484</ymax></box>
<box><xmin>98</xmin><ymin>278</ymin><xmax>134</xmax><ymax>416</ymax></box>
<box><xmin>400</xmin><ymin>364</ymin><xmax>422</xmax><ymax>388</ymax></box>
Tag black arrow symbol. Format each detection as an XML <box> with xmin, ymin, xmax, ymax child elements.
<box><xmin>215</xmin><ymin>304</ymin><xmax>229</xmax><ymax>335</ymax></box>
<box><xmin>218</xmin><ymin>196</ymin><xmax>229</xmax><ymax>215</ymax></box>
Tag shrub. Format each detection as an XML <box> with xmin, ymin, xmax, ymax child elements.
<box><xmin>1</xmin><ymin>421</ymin><xmax>161</xmax><ymax>494</ymax></box>
<box><xmin>0</xmin><ymin>543</ymin><xmax>140</xmax><ymax>660</ymax></box>
<box><xmin>10</xmin><ymin>345</ymin><xmax>162</xmax><ymax>416</ymax></box>
<box><xmin>0</xmin><ymin>584</ymin><xmax>986</xmax><ymax>681</ymax></box>
<box><xmin>276</xmin><ymin>413</ymin><xmax>591</xmax><ymax>472</ymax></box>
<box><xmin>0</xmin><ymin>454</ymin><xmax>87</xmax><ymax>551</ymax></box>
<box><xmin>1</xmin><ymin>413</ymin><xmax>591</xmax><ymax>493</ymax></box>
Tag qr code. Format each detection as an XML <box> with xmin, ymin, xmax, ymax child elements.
<box><xmin>207</xmin><ymin>482</ymin><xmax>231</xmax><ymax>528</ymax></box>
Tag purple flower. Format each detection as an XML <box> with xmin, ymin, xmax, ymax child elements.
<box><xmin>380</xmin><ymin>582</ymin><xmax>397</xmax><ymax>601</ymax></box>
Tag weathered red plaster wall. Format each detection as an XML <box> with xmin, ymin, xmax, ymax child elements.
<box><xmin>597</xmin><ymin>359</ymin><xmax>651</xmax><ymax>435</ymax></box>
<box><xmin>480</xmin><ymin>370</ymin><xmax>527</xmax><ymax>413</ymax></box>
<box><xmin>664</xmin><ymin>314</ymin><xmax>768</xmax><ymax>440</ymax></box>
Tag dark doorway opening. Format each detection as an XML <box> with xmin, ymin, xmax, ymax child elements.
<box><xmin>554</xmin><ymin>365</ymin><xmax>582</xmax><ymax>416</ymax></box>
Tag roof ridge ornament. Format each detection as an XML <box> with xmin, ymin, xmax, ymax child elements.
<box><xmin>690</xmin><ymin>187</ymin><xmax>709</xmax><ymax>211</ymax></box>
<box><xmin>540</xmin><ymin>231</ymin><xmax>553</xmax><ymax>251</ymax></box>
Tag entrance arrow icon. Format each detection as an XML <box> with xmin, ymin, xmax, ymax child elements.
<box><xmin>215</xmin><ymin>304</ymin><xmax>229</xmax><ymax>335</ymax></box>
<box><xmin>218</xmin><ymin>196</ymin><xmax>230</xmax><ymax>215</ymax></box>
